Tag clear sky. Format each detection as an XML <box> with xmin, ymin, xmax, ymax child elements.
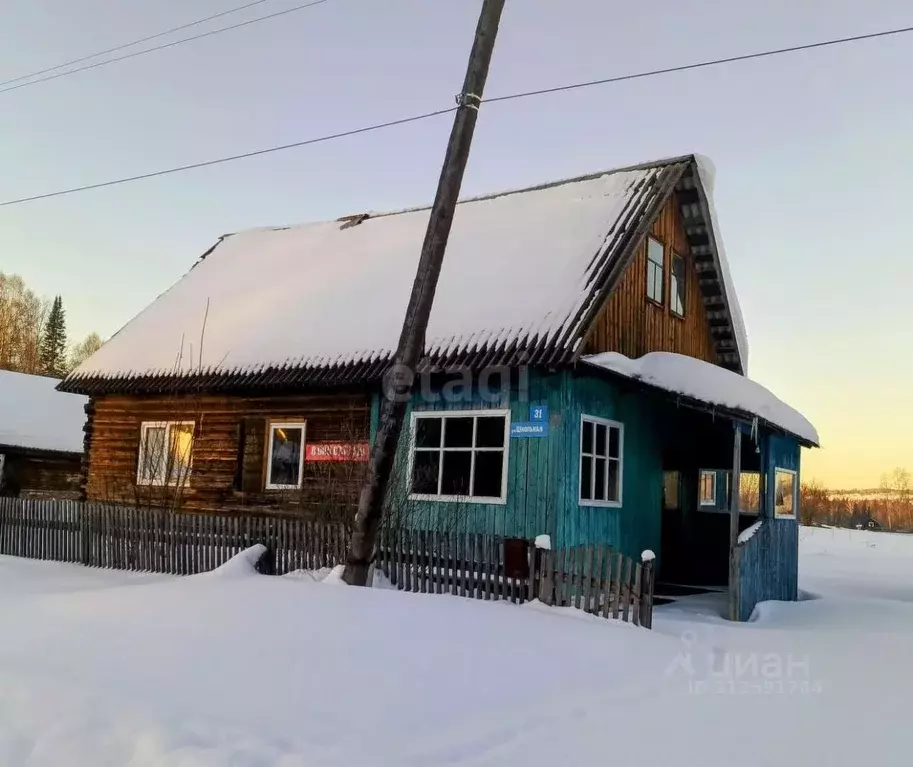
<box><xmin>1</xmin><ymin>0</ymin><xmax>911</xmax><ymax>489</ymax></box>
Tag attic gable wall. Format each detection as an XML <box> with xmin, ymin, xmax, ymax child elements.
<box><xmin>581</xmin><ymin>191</ymin><xmax>719</xmax><ymax>365</ymax></box>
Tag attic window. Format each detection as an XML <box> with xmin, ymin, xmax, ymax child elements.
<box><xmin>670</xmin><ymin>253</ymin><xmax>686</xmax><ymax>317</ymax></box>
<box><xmin>646</xmin><ymin>237</ymin><xmax>664</xmax><ymax>304</ymax></box>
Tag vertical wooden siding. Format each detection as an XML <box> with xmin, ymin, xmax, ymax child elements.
<box><xmin>385</xmin><ymin>371</ymin><xmax>568</xmax><ymax>543</ymax></box>
<box><xmin>384</xmin><ymin>371</ymin><xmax>667</xmax><ymax>565</ymax></box>
<box><xmin>85</xmin><ymin>392</ymin><xmax>370</xmax><ymax>514</ymax></box>
<box><xmin>560</xmin><ymin>374</ymin><xmax>664</xmax><ymax>560</ymax></box>
<box><xmin>734</xmin><ymin>518</ymin><xmax>799</xmax><ymax>621</ymax></box>
<box><xmin>582</xmin><ymin>191</ymin><xmax>719</xmax><ymax>364</ymax></box>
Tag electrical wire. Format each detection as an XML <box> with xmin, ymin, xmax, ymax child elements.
<box><xmin>0</xmin><ymin>0</ymin><xmax>330</xmax><ymax>96</ymax></box>
<box><xmin>484</xmin><ymin>23</ymin><xmax>913</xmax><ymax>105</ymax></box>
<box><xmin>0</xmin><ymin>0</ymin><xmax>276</xmax><ymax>89</ymax></box>
<box><xmin>0</xmin><ymin>108</ymin><xmax>459</xmax><ymax>207</ymax></box>
<box><xmin>2</xmin><ymin>21</ymin><xmax>911</xmax><ymax>207</ymax></box>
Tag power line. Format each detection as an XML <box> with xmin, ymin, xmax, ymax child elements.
<box><xmin>0</xmin><ymin>0</ymin><xmax>275</xmax><ymax>89</ymax></box>
<box><xmin>0</xmin><ymin>108</ymin><xmax>458</xmax><ymax>206</ymax></box>
<box><xmin>0</xmin><ymin>0</ymin><xmax>330</xmax><ymax>96</ymax></box>
<box><xmin>485</xmin><ymin>23</ymin><xmax>913</xmax><ymax>105</ymax></box>
<box><xmin>2</xmin><ymin>22</ymin><xmax>911</xmax><ymax>207</ymax></box>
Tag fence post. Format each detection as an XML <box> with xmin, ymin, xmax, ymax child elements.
<box><xmin>640</xmin><ymin>550</ymin><xmax>656</xmax><ymax>630</ymax></box>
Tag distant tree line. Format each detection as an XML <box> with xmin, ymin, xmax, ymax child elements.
<box><xmin>0</xmin><ymin>272</ymin><xmax>103</xmax><ymax>378</ymax></box>
<box><xmin>801</xmin><ymin>467</ymin><xmax>913</xmax><ymax>532</ymax></box>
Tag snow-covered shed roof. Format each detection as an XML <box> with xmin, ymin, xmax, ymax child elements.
<box><xmin>582</xmin><ymin>352</ymin><xmax>818</xmax><ymax>446</ymax></box>
<box><xmin>0</xmin><ymin>371</ymin><xmax>88</xmax><ymax>454</ymax></box>
<box><xmin>63</xmin><ymin>154</ymin><xmax>747</xmax><ymax>395</ymax></box>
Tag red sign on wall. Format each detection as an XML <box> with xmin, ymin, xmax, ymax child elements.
<box><xmin>305</xmin><ymin>442</ymin><xmax>370</xmax><ymax>462</ymax></box>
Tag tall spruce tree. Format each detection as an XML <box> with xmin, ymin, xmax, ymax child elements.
<box><xmin>38</xmin><ymin>295</ymin><xmax>67</xmax><ymax>377</ymax></box>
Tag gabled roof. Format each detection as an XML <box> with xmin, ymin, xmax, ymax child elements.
<box><xmin>0</xmin><ymin>371</ymin><xmax>87</xmax><ymax>454</ymax></box>
<box><xmin>62</xmin><ymin>154</ymin><xmax>747</xmax><ymax>396</ymax></box>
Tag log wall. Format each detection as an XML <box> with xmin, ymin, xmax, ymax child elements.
<box><xmin>1</xmin><ymin>449</ymin><xmax>81</xmax><ymax>500</ymax></box>
<box><xmin>84</xmin><ymin>392</ymin><xmax>371</xmax><ymax>515</ymax></box>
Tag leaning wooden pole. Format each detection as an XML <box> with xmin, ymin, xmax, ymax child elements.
<box><xmin>343</xmin><ymin>0</ymin><xmax>507</xmax><ymax>586</ymax></box>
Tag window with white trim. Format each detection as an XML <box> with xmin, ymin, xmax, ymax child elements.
<box><xmin>410</xmin><ymin>411</ymin><xmax>509</xmax><ymax>502</ymax></box>
<box><xmin>579</xmin><ymin>416</ymin><xmax>623</xmax><ymax>506</ymax></box>
<box><xmin>774</xmin><ymin>468</ymin><xmax>797</xmax><ymax>518</ymax></box>
<box><xmin>699</xmin><ymin>470</ymin><xmax>717</xmax><ymax>506</ymax></box>
<box><xmin>646</xmin><ymin>236</ymin><xmax>665</xmax><ymax>304</ymax></box>
<box><xmin>670</xmin><ymin>252</ymin><xmax>686</xmax><ymax>317</ymax></box>
<box><xmin>266</xmin><ymin>421</ymin><xmax>306</xmax><ymax>490</ymax></box>
<box><xmin>137</xmin><ymin>421</ymin><xmax>194</xmax><ymax>486</ymax></box>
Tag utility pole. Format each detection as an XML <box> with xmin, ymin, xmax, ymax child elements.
<box><xmin>343</xmin><ymin>0</ymin><xmax>506</xmax><ymax>586</ymax></box>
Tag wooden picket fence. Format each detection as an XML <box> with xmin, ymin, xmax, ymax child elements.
<box><xmin>376</xmin><ymin>530</ymin><xmax>655</xmax><ymax>628</ymax></box>
<box><xmin>0</xmin><ymin>498</ymin><xmax>654</xmax><ymax>628</ymax></box>
<box><xmin>0</xmin><ymin>497</ymin><xmax>348</xmax><ymax>576</ymax></box>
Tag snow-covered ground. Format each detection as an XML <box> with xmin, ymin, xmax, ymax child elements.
<box><xmin>0</xmin><ymin>528</ymin><xmax>910</xmax><ymax>766</ymax></box>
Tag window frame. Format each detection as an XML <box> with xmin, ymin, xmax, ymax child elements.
<box><xmin>646</xmin><ymin>236</ymin><xmax>665</xmax><ymax>306</ymax></box>
<box><xmin>136</xmin><ymin>420</ymin><xmax>195</xmax><ymax>487</ymax></box>
<box><xmin>733</xmin><ymin>470</ymin><xmax>762</xmax><ymax>515</ymax></box>
<box><xmin>670</xmin><ymin>252</ymin><xmax>686</xmax><ymax>318</ymax></box>
<box><xmin>578</xmin><ymin>414</ymin><xmax>624</xmax><ymax>508</ymax></box>
<box><xmin>773</xmin><ymin>467</ymin><xmax>798</xmax><ymax>519</ymax></box>
<box><xmin>407</xmin><ymin>409</ymin><xmax>511</xmax><ymax>504</ymax></box>
<box><xmin>265</xmin><ymin>420</ymin><xmax>307</xmax><ymax>491</ymax></box>
<box><xmin>698</xmin><ymin>469</ymin><xmax>717</xmax><ymax>507</ymax></box>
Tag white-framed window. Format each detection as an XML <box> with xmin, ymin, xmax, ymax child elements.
<box><xmin>137</xmin><ymin>421</ymin><xmax>195</xmax><ymax>486</ymax></box>
<box><xmin>266</xmin><ymin>421</ymin><xmax>306</xmax><ymax>490</ymax></box>
<box><xmin>699</xmin><ymin>470</ymin><xmax>717</xmax><ymax>506</ymax></box>
<box><xmin>774</xmin><ymin>468</ymin><xmax>798</xmax><ymax>518</ymax></box>
<box><xmin>646</xmin><ymin>236</ymin><xmax>665</xmax><ymax>304</ymax></box>
<box><xmin>670</xmin><ymin>252</ymin><xmax>686</xmax><ymax>317</ymax></box>
<box><xmin>579</xmin><ymin>415</ymin><xmax>623</xmax><ymax>507</ymax></box>
<box><xmin>409</xmin><ymin>410</ymin><xmax>510</xmax><ymax>503</ymax></box>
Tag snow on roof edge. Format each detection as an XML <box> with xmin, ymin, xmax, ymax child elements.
<box><xmin>693</xmin><ymin>153</ymin><xmax>749</xmax><ymax>374</ymax></box>
<box><xmin>0</xmin><ymin>370</ymin><xmax>87</xmax><ymax>454</ymax></box>
<box><xmin>581</xmin><ymin>351</ymin><xmax>819</xmax><ymax>446</ymax></box>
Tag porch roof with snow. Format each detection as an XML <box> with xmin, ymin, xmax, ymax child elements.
<box><xmin>62</xmin><ymin>154</ymin><xmax>747</xmax><ymax>396</ymax></box>
<box><xmin>581</xmin><ymin>352</ymin><xmax>819</xmax><ymax>447</ymax></box>
<box><xmin>0</xmin><ymin>371</ymin><xmax>88</xmax><ymax>454</ymax></box>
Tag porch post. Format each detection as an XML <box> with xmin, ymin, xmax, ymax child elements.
<box><xmin>727</xmin><ymin>425</ymin><xmax>742</xmax><ymax>621</ymax></box>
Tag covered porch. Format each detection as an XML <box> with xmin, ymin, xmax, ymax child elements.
<box><xmin>581</xmin><ymin>352</ymin><xmax>818</xmax><ymax>621</ymax></box>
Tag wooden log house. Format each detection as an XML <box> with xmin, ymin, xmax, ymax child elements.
<box><xmin>0</xmin><ymin>370</ymin><xmax>87</xmax><ymax>499</ymax></box>
<box><xmin>60</xmin><ymin>154</ymin><xmax>818</xmax><ymax>619</ymax></box>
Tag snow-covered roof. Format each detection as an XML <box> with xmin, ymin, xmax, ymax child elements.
<box><xmin>582</xmin><ymin>352</ymin><xmax>818</xmax><ymax>446</ymax></box>
<box><xmin>0</xmin><ymin>371</ymin><xmax>87</xmax><ymax>453</ymax></box>
<box><xmin>64</xmin><ymin>155</ymin><xmax>747</xmax><ymax>395</ymax></box>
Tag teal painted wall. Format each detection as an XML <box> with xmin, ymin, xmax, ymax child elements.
<box><xmin>376</xmin><ymin>370</ymin><xmax>569</xmax><ymax>542</ymax></box>
<box><xmin>370</xmin><ymin>370</ymin><xmax>666</xmax><ymax>562</ymax></box>
<box><xmin>559</xmin><ymin>374</ymin><xmax>664</xmax><ymax>562</ymax></box>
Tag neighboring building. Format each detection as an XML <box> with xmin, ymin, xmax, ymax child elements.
<box><xmin>61</xmin><ymin>154</ymin><xmax>818</xmax><ymax>616</ymax></box>
<box><xmin>0</xmin><ymin>370</ymin><xmax>87</xmax><ymax>499</ymax></box>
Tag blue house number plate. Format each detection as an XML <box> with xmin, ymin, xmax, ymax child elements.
<box><xmin>511</xmin><ymin>405</ymin><xmax>550</xmax><ymax>438</ymax></box>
